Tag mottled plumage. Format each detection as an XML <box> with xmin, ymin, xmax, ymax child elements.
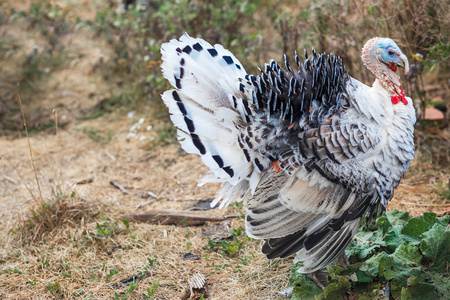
<box><xmin>160</xmin><ymin>34</ymin><xmax>415</xmax><ymax>273</ymax></box>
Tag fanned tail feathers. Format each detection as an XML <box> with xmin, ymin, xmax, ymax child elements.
<box><xmin>161</xmin><ymin>34</ymin><xmax>254</xmax><ymax>205</ymax></box>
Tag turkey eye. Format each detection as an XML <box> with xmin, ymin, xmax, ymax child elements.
<box><xmin>388</xmin><ymin>50</ymin><xmax>394</xmax><ymax>55</ymax></box>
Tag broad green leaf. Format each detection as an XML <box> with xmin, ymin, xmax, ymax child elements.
<box><xmin>420</xmin><ymin>212</ymin><xmax>438</xmax><ymax>226</ymax></box>
<box><xmin>355</xmin><ymin>270</ymin><xmax>372</xmax><ymax>283</ymax></box>
<box><xmin>392</xmin><ymin>242</ymin><xmax>422</xmax><ymax>265</ymax></box>
<box><xmin>401</xmin><ymin>276</ymin><xmax>440</xmax><ymax>300</ymax></box>
<box><xmin>427</xmin><ymin>272</ymin><xmax>450</xmax><ymax>298</ymax></box>
<box><xmin>377</xmin><ymin>254</ymin><xmax>396</xmax><ymax>280</ymax></box>
<box><xmin>419</xmin><ymin>222</ymin><xmax>450</xmax><ymax>272</ymax></box>
<box><xmin>436</xmin><ymin>214</ymin><xmax>450</xmax><ymax>227</ymax></box>
<box><xmin>361</xmin><ymin>252</ymin><xmax>390</xmax><ymax>277</ymax></box>
<box><xmin>384</xmin><ymin>226</ymin><xmax>403</xmax><ymax>251</ymax></box>
<box><xmin>385</xmin><ymin>210</ymin><xmax>411</xmax><ymax>227</ymax></box>
<box><xmin>291</xmin><ymin>286</ymin><xmax>320</xmax><ymax>300</ymax></box>
<box><xmin>289</xmin><ymin>269</ymin><xmax>322</xmax><ymax>300</ymax></box>
<box><xmin>390</xmin><ymin>278</ymin><xmax>406</xmax><ymax>298</ymax></box>
<box><xmin>321</xmin><ymin>276</ymin><xmax>350</xmax><ymax>299</ymax></box>
<box><xmin>375</xmin><ymin>214</ymin><xmax>391</xmax><ymax>233</ymax></box>
<box><xmin>346</xmin><ymin>229</ymin><xmax>384</xmax><ymax>259</ymax></box>
<box><xmin>400</xmin><ymin>213</ymin><xmax>437</xmax><ymax>244</ymax></box>
<box><xmin>401</xmin><ymin>218</ymin><xmax>429</xmax><ymax>243</ymax></box>
<box><xmin>290</xmin><ymin>211</ymin><xmax>450</xmax><ymax>299</ymax></box>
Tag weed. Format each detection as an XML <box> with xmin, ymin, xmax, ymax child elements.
<box><xmin>2</xmin><ymin>2</ymin><xmax>72</xmax><ymax>116</ymax></box>
<box><xmin>147</xmin><ymin>257</ymin><xmax>156</xmax><ymax>267</ymax></box>
<box><xmin>81</xmin><ymin>95</ymin><xmax>131</xmax><ymax>120</ymax></box>
<box><xmin>46</xmin><ymin>281</ymin><xmax>63</xmax><ymax>297</ymax></box>
<box><xmin>15</xmin><ymin>193</ymin><xmax>98</xmax><ymax>243</ymax></box>
<box><xmin>121</xmin><ymin>219</ymin><xmax>135</xmax><ymax>239</ymax></box>
<box><xmin>87</xmin><ymin>0</ymin><xmax>260</xmax><ymax>113</ymax></box>
<box><xmin>8</xmin><ymin>95</ymin><xmax>99</xmax><ymax>243</ymax></box>
<box><xmin>95</xmin><ymin>220</ymin><xmax>118</xmax><ymax>239</ymax></box>
<box><xmin>106</xmin><ymin>266</ymin><xmax>120</xmax><ymax>280</ymax></box>
<box><xmin>115</xmin><ymin>282</ymin><xmax>137</xmax><ymax>299</ymax></box>
<box><xmin>73</xmin><ymin>287</ymin><xmax>84</xmax><ymax>296</ymax></box>
<box><xmin>205</xmin><ymin>226</ymin><xmax>252</xmax><ymax>257</ymax></box>
<box><xmin>436</xmin><ymin>180</ymin><xmax>450</xmax><ymax>199</ymax></box>
<box><xmin>27</xmin><ymin>278</ymin><xmax>37</xmax><ymax>286</ymax></box>
<box><xmin>146</xmin><ymin>125</ymin><xmax>177</xmax><ymax>150</ymax></box>
<box><xmin>1</xmin><ymin>267</ymin><xmax>23</xmax><ymax>275</ymax></box>
<box><xmin>143</xmin><ymin>280</ymin><xmax>159</xmax><ymax>299</ymax></box>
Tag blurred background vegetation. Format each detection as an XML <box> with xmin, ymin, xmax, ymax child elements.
<box><xmin>0</xmin><ymin>0</ymin><xmax>449</xmax><ymax>148</ymax></box>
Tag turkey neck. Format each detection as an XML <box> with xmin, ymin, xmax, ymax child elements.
<box><xmin>361</xmin><ymin>38</ymin><xmax>404</xmax><ymax>101</ymax></box>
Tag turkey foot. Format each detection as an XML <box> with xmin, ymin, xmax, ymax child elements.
<box><xmin>308</xmin><ymin>270</ymin><xmax>327</xmax><ymax>291</ymax></box>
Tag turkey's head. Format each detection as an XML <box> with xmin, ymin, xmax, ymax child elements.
<box><xmin>361</xmin><ymin>37</ymin><xmax>409</xmax><ymax>103</ymax></box>
<box><xmin>377</xmin><ymin>39</ymin><xmax>409</xmax><ymax>74</ymax></box>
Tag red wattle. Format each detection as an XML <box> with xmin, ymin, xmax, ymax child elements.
<box><xmin>391</xmin><ymin>88</ymin><xmax>408</xmax><ymax>105</ymax></box>
<box><xmin>391</xmin><ymin>95</ymin><xmax>400</xmax><ymax>104</ymax></box>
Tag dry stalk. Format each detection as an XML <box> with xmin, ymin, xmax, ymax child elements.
<box><xmin>18</xmin><ymin>87</ymin><xmax>44</xmax><ymax>204</ymax></box>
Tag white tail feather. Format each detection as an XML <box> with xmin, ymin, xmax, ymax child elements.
<box><xmin>160</xmin><ymin>34</ymin><xmax>254</xmax><ymax>189</ymax></box>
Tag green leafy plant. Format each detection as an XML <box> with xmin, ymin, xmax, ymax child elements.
<box><xmin>206</xmin><ymin>226</ymin><xmax>252</xmax><ymax>257</ymax></box>
<box><xmin>290</xmin><ymin>210</ymin><xmax>450</xmax><ymax>299</ymax></box>
<box><xmin>46</xmin><ymin>281</ymin><xmax>63</xmax><ymax>297</ymax></box>
<box><xmin>143</xmin><ymin>280</ymin><xmax>159</xmax><ymax>299</ymax></box>
<box><xmin>115</xmin><ymin>282</ymin><xmax>137</xmax><ymax>300</ymax></box>
<box><xmin>121</xmin><ymin>219</ymin><xmax>135</xmax><ymax>239</ymax></box>
<box><xmin>106</xmin><ymin>266</ymin><xmax>119</xmax><ymax>280</ymax></box>
<box><xmin>1</xmin><ymin>267</ymin><xmax>23</xmax><ymax>275</ymax></box>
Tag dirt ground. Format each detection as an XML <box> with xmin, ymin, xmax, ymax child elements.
<box><xmin>0</xmin><ymin>1</ymin><xmax>449</xmax><ymax>299</ymax></box>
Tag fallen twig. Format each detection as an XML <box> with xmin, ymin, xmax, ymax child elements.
<box><xmin>77</xmin><ymin>178</ymin><xmax>93</xmax><ymax>185</ymax></box>
<box><xmin>3</xmin><ymin>175</ymin><xmax>18</xmax><ymax>185</ymax></box>
<box><xmin>399</xmin><ymin>202</ymin><xmax>449</xmax><ymax>207</ymax></box>
<box><xmin>224</xmin><ymin>215</ymin><xmax>242</xmax><ymax>219</ymax></box>
<box><xmin>135</xmin><ymin>199</ymin><xmax>156</xmax><ymax>209</ymax></box>
<box><xmin>110</xmin><ymin>180</ymin><xmax>129</xmax><ymax>194</ymax></box>
<box><xmin>124</xmin><ymin>209</ymin><xmax>225</xmax><ymax>226</ymax></box>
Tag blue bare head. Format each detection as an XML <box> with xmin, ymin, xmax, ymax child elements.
<box><xmin>375</xmin><ymin>38</ymin><xmax>409</xmax><ymax>73</ymax></box>
<box><xmin>362</xmin><ymin>37</ymin><xmax>409</xmax><ymax>74</ymax></box>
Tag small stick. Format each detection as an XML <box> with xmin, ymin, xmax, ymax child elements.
<box><xmin>110</xmin><ymin>180</ymin><xmax>129</xmax><ymax>194</ymax></box>
<box><xmin>136</xmin><ymin>199</ymin><xmax>156</xmax><ymax>209</ymax></box>
<box><xmin>399</xmin><ymin>202</ymin><xmax>449</xmax><ymax>207</ymax></box>
<box><xmin>3</xmin><ymin>175</ymin><xmax>18</xmax><ymax>185</ymax></box>
<box><xmin>224</xmin><ymin>215</ymin><xmax>241</xmax><ymax>219</ymax></box>
<box><xmin>125</xmin><ymin>209</ymin><xmax>225</xmax><ymax>226</ymax></box>
<box><xmin>105</xmin><ymin>151</ymin><xmax>116</xmax><ymax>161</ymax></box>
<box><xmin>77</xmin><ymin>179</ymin><xmax>93</xmax><ymax>185</ymax></box>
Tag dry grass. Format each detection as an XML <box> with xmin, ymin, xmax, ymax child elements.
<box><xmin>0</xmin><ymin>113</ymin><xmax>293</xmax><ymax>299</ymax></box>
<box><xmin>1</xmin><ymin>217</ymin><xmax>292</xmax><ymax>299</ymax></box>
<box><xmin>1</xmin><ymin>0</ymin><xmax>449</xmax><ymax>299</ymax></box>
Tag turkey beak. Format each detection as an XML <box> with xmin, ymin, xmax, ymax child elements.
<box><xmin>398</xmin><ymin>54</ymin><xmax>409</xmax><ymax>75</ymax></box>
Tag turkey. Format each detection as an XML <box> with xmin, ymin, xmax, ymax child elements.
<box><xmin>160</xmin><ymin>34</ymin><xmax>415</xmax><ymax>274</ymax></box>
